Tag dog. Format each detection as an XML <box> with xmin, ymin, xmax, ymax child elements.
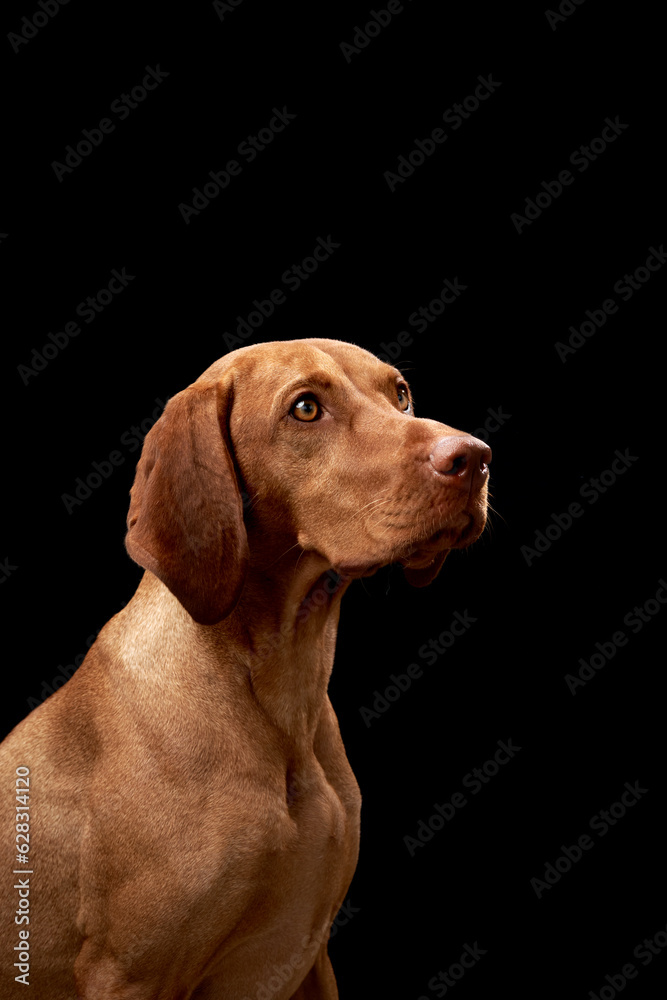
<box><xmin>0</xmin><ymin>338</ymin><xmax>491</xmax><ymax>998</ymax></box>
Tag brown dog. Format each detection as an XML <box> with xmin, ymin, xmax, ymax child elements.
<box><xmin>0</xmin><ymin>339</ymin><xmax>491</xmax><ymax>998</ymax></box>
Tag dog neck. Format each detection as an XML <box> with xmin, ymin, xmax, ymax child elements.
<box><xmin>123</xmin><ymin>549</ymin><xmax>351</xmax><ymax>756</ymax></box>
<box><xmin>117</xmin><ymin>552</ymin><xmax>352</xmax><ymax>751</ymax></box>
<box><xmin>218</xmin><ymin>554</ymin><xmax>352</xmax><ymax>746</ymax></box>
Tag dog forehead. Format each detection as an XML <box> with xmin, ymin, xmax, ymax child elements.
<box><xmin>198</xmin><ymin>338</ymin><xmax>397</xmax><ymax>393</ymax></box>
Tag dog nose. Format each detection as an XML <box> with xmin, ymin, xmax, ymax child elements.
<box><xmin>430</xmin><ymin>436</ymin><xmax>492</xmax><ymax>491</ymax></box>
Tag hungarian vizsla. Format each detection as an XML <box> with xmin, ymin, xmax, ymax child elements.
<box><xmin>0</xmin><ymin>338</ymin><xmax>491</xmax><ymax>999</ymax></box>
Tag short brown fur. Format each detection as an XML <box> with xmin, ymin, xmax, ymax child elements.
<box><xmin>0</xmin><ymin>339</ymin><xmax>490</xmax><ymax>998</ymax></box>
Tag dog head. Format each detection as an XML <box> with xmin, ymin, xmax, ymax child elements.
<box><xmin>125</xmin><ymin>339</ymin><xmax>491</xmax><ymax>624</ymax></box>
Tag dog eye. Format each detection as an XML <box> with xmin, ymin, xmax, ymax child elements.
<box><xmin>397</xmin><ymin>384</ymin><xmax>411</xmax><ymax>412</ymax></box>
<box><xmin>291</xmin><ymin>396</ymin><xmax>321</xmax><ymax>422</ymax></box>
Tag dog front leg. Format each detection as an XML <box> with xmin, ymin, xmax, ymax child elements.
<box><xmin>289</xmin><ymin>945</ymin><xmax>339</xmax><ymax>1000</ymax></box>
<box><xmin>74</xmin><ymin>945</ymin><xmax>189</xmax><ymax>1000</ymax></box>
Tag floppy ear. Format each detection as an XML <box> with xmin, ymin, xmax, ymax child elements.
<box><xmin>402</xmin><ymin>549</ymin><xmax>449</xmax><ymax>588</ymax></box>
<box><xmin>125</xmin><ymin>381</ymin><xmax>248</xmax><ymax>625</ymax></box>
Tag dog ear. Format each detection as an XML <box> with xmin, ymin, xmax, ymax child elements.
<box><xmin>402</xmin><ymin>549</ymin><xmax>449</xmax><ymax>588</ymax></box>
<box><xmin>125</xmin><ymin>381</ymin><xmax>248</xmax><ymax>625</ymax></box>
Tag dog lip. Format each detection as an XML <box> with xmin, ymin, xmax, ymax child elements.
<box><xmin>333</xmin><ymin>561</ymin><xmax>383</xmax><ymax>578</ymax></box>
<box><xmin>400</xmin><ymin>512</ymin><xmax>479</xmax><ymax>562</ymax></box>
<box><xmin>398</xmin><ymin>550</ymin><xmax>441</xmax><ymax>569</ymax></box>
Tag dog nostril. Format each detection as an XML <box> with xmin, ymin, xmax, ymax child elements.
<box><xmin>431</xmin><ymin>437</ymin><xmax>491</xmax><ymax>481</ymax></box>
<box><xmin>442</xmin><ymin>455</ymin><xmax>467</xmax><ymax>476</ymax></box>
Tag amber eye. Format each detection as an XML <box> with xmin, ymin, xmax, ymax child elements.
<box><xmin>397</xmin><ymin>383</ymin><xmax>411</xmax><ymax>412</ymax></box>
<box><xmin>291</xmin><ymin>396</ymin><xmax>321</xmax><ymax>421</ymax></box>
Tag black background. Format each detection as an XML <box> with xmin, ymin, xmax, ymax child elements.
<box><xmin>1</xmin><ymin>1</ymin><xmax>665</xmax><ymax>997</ymax></box>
